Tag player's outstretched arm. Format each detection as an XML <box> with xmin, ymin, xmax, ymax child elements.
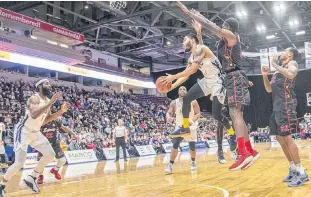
<box><xmin>43</xmin><ymin>102</ymin><xmax>70</xmax><ymax>125</ymax></box>
<box><xmin>261</xmin><ymin>66</ymin><xmax>272</xmax><ymax>93</ymax></box>
<box><xmin>191</xmin><ymin>20</ymin><xmax>203</xmax><ymax>45</ymax></box>
<box><xmin>177</xmin><ymin>2</ymin><xmax>236</xmax><ymax>46</ymax></box>
<box><xmin>61</xmin><ymin>125</ymin><xmax>78</xmax><ymax>139</ymax></box>
<box><xmin>270</xmin><ymin>55</ymin><xmax>298</xmax><ymax>79</ymax></box>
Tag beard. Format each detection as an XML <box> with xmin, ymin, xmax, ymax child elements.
<box><xmin>42</xmin><ymin>87</ymin><xmax>51</xmax><ymax>96</ymax></box>
<box><xmin>184</xmin><ymin>43</ymin><xmax>192</xmax><ymax>52</ymax></box>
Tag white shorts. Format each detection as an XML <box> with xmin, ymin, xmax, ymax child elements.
<box><xmin>176</xmin><ymin>125</ymin><xmax>198</xmax><ymax>142</ymax></box>
<box><xmin>0</xmin><ymin>145</ymin><xmax>5</xmax><ymax>154</ymax></box>
<box><xmin>14</xmin><ymin>126</ymin><xmax>49</xmax><ymax>152</ymax></box>
<box><xmin>198</xmin><ymin>78</ymin><xmax>226</xmax><ymax>104</ymax></box>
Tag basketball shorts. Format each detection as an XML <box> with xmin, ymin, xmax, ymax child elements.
<box><xmin>14</xmin><ymin>125</ymin><xmax>49</xmax><ymax>152</ymax></box>
<box><xmin>198</xmin><ymin>77</ymin><xmax>226</xmax><ymax>105</ymax></box>
<box><xmin>269</xmin><ymin>110</ymin><xmax>298</xmax><ymax>136</ymax></box>
<box><xmin>225</xmin><ymin>70</ymin><xmax>250</xmax><ymax>106</ymax></box>
<box><xmin>38</xmin><ymin>142</ymin><xmax>64</xmax><ymax>160</ymax></box>
<box><xmin>175</xmin><ymin>124</ymin><xmax>198</xmax><ymax>142</ymax></box>
<box><xmin>0</xmin><ymin>145</ymin><xmax>5</xmax><ymax>154</ymax></box>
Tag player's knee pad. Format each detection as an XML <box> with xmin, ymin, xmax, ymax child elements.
<box><xmin>172</xmin><ymin>137</ymin><xmax>183</xmax><ymax>149</ymax></box>
<box><xmin>189</xmin><ymin>142</ymin><xmax>196</xmax><ymax>151</ymax></box>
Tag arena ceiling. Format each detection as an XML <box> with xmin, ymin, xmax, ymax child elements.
<box><xmin>1</xmin><ymin>1</ymin><xmax>311</xmax><ymax>73</ymax></box>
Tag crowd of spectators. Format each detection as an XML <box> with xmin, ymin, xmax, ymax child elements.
<box><xmin>0</xmin><ymin>69</ymin><xmax>223</xmax><ymax>160</ymax></box>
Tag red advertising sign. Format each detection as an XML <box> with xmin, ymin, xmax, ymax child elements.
<box><xmin>0</xmin><ymin>7</ymin><xmax>84</xmax><ymax>42</ymax></box>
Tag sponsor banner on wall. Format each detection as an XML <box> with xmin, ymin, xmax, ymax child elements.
<box><xmin>270</xmin><ymin>135</ymin><xmax>281</xmax><ymax>148</ymax></box>
<box><xmin>23</xmin><ymin>153</ymin><xmax>57</xmax><ymax>169</ymax></box>
<box><xmin>0</xmin><ymin>7</ymin><xmax>84</xmax><ymax>42</ymax></box>
<box><xmin>205</xmin><ymin>140</ymin><xmax>218</xmax><ymax>148</ymax></box>
<box><xmin>102</xmin><ymin>147</ymin><xmax>130</xmax><ymax>160</ymax></box>
<box><xmin>260</xmin><ymin>48</ymin><xmax>269</xmax><ymax>68</ymax></box>
<box><xmin>65</xmin><ymin>162</ymin><xmax>98</xmax><ymax>179</ymax></box>
<box><xmin>135</xmin><ymin>145</ymin><xmax>157</xmax><ymax>156</ymax></box>
<box><xmin>222</xmin><ymin>140</ymin><xmax>230</xmax><ymax>146</ymax></box>
<box><xmin>269</xmin><ymin>47</ymin><xmax>277</xmax><ymax>71</ymax></box>
<box><xmin>307</xmin><ymin>93</ymin><xmax>311</xmax><ymax>107</ymax></box>
<box><xmin>305</xmin><ymin>42</ymin><xmax>311</xmax><ymax>68</ymax></box>
<box><xmin>207</xmin><ymin>146</ymin><xmax>230</xmax><ymax>155</ymax></box>
<box><xmin>64</xmin><ymin>149</ymin><xmax>98</xmax><ymax>164</ymax></box>
<box><xmin>162</xmin><ymin>143</ymin><xmax>181</xmax><ymax>153</ymax></box>
<box><xmin>179</xmin><ymin>142</ymin><xmax>189</xmax><ymax>152</ymax></box>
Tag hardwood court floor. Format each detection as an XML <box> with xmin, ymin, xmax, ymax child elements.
<box><xmin>5</xmin><ymin>141</ymin><xmax>311</xmax><ymax>197</ymax></box>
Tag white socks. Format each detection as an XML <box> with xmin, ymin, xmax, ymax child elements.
<box><xmin>289</xmin><ymin>161</ymin><xmax>296</xmax><ymax>171</ymax></box>
<box><xmin>296</xmin><ymin>163</ymin><xmax>305</xmax><ymax>175</ymax></box>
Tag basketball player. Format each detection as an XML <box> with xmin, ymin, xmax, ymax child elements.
<box><xmin>177</xmin><ymin>1</ymin><xmax>259</xmax><ymax>170</ymax></box>
<box><xmin>0</xmin><ymin>122</ymin><xmax>7</xmax><ymax>173</ymax></box>
<box><xmin>37</xmin><ymin>117</ymin><xmax>78</xmax><ymax>184</ymax></box>
<box><xmin>165</xmin><ymin>86</ymin><xmax>200</xmax><ymax>174</ymax></box>
<box><xmin>0</xmin><ymin>79</ymin><xmax>70</xmax><ymax>196</ymax></box>
<box><xmin>161</xmin><ymin>21</ymin><xmax>237</xmax><ymax>156</ymax></box>
<box><xmin>262</xmin><ymin>48</ymin><xmax>309</xmax><ymax>187</ymax></box>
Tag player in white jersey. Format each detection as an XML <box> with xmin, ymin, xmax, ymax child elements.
<box><xmin>0</xmin><ymin>122</ymin><xmax>7</xmax><ymax>173</ymax></box>
<box><xmin>165</xmin><ymin>86</ymin><xmax>200</xmax><ymax>175</ymax></box>
<box><xmin>162</xmin><ymin>21</ymin><xmax>237</xmax><ymax>155</ymax></box>
<box><xmin>0</xmin><ymin>79</ymin><xmax>70</xmax><ymax>197</ymax></box>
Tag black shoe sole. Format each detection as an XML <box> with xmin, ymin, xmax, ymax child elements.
<box><xmin>23</xmin><ymin>179</ymin><xmax>40</xmax><ymax>193</ymax></box>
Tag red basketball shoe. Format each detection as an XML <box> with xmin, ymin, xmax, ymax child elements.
<box><xmin>37</xmin><ymin>175</ymin><xmax>44</xmax><ymax>184</ymax></box>
<box><xmin>50</xmin><ymin>168</ymin><xmax>62</xmax><ymax>180</ymax></box>
<box><xmin>241</xmin><ymin>150</ymin><xmax>260</xmax><ymax>170</ymax></box>
<box><xmin>229</xmin><ymin>152</ymin><xmax>253</xmax><ymax>171</ymax></box>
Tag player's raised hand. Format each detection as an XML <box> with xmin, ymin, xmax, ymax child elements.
<box><xmin>50</xmin><ymin>92</ymin><xmax>62</xmax><ymax>105</ymax></box>
<box><xmin>261</xmin><ymin>66</ymin><xmax>270</xmax><ymax>76</ymax></box>
<box><xmin>61</xmin><ymin>102</ymin><xmax>70</xmax><ymax>113</ymax></box>
<box><xmin>192</xmin><ymin>20</ymin><xmax>202</xmax><ymax>34</ymax></box>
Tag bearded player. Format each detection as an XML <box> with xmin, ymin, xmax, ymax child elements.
<box><xmin>177</xmin><ymin>1</ymin><xmax>259</xmax><ymax>170</ymax></box>
<box><xmin>162</xmin><ymin>21</ymin><xmax>237</xmax><ymax>156</ymax></box>
<box><xmin>165</xmin><ymin>86</ymin><xmax>200</xmax><ymax>174</ymax></box>
<box><xmin>262</xmin><ymin>48</ymin><xmax>309</xmax><ymax>187</ymax></box>
<box><xmin>0</xmin><ymin>79</ymin><xmax>69</xmax><ymax>196</ymax></box>
<box><xmin>37</xmin><ymin>117</ymin><xmax>78</xmax><ymax>184</ymax></box>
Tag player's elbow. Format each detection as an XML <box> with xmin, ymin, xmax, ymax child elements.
<box><xmin>287</xmin><ymin>73</ymin><xmax>296</xmax><ymax>80</ymax></box>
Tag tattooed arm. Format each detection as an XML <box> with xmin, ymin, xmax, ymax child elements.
<box><xmin>271</xmin><ymin>56</ymin><xmax>298</xmax><ymax>79</ymax></box>
<box><xmin>177</xmin><ymin>2</ymin><xmax>237</xmax><ymax>46</ymax></box>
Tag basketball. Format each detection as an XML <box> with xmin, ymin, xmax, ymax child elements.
<box><xmin>156</xmin><ymin>77</ymin><xmax>172</xmax><ymax>94</ymax></box>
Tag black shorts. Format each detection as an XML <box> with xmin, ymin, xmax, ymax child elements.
<box><xmin>269</xmin><ymin>111</ymin><xmax>298</xmax><ymax>136</ymax></box>
<box><xmin>37</xmin><ymin>142</ymin><xmax>64</xmax><ymax>161</ymax></box>
<box><xmin>225</xmin><ymin>70</ymin><xmax>250</xmax><ymax>106</ymax></box>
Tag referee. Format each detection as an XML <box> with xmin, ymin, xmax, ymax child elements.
<box><xmin>113</xmin><ymin>119</ymin><xmax>128</xmax><ymax>162</ymax></box>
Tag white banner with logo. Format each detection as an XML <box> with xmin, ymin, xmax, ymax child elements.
<box><xmin>269</xmin><ymin>47</ymin><xmax>277</xmax><ymax>71</ymax></box>
<box><xmin>64</xmin><ymin>149</ymin><xmax>98</xmax><ymax>164</ymax></box>
<box><xmin>260</xmin><ymin>48</ymin><xmax>269</xmax><ymax>68</ymax></box>
<box><xmin>270</xmin><ymin>135</ymin><xmax>281</xmax><ymax>148</ymax></box>
<box><xmin>135</xmin><ymin>145</ymin><xmax>156</xmax><ymax>156</ymax></box>
<box><xmin>305</xmin><ymin>42</ymin><xmax>311</xmax><ymax>68</ymax></box>
<box><xmin>222</xmin><ymin>140</ymin><xmax>229</xmax><ymax>146</ymax></box>
<box><xmin>23</xmin><ymin>153</ymin><xmax>57</xmax><ymax>169</ymax></box>
<box><xmin>206</xmin><ymin>140</ymin><xmax>218</xmax><ymax>148</ymax></box>
<box><xmin>162</xmin><ymin>143</ymin><xmax>181</xmax><ymax>153</ymax></box>
<box><xmin>307</xmin><ymin>93</ymin><xmax>311</xmax><ymax>107</ymax></box>
<box><xmin>102</xmin><ymin>147</ymin><xmax>130</xmax><ymax>160</ymax></box>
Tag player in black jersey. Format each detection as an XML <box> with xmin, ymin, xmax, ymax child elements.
<box><xmin>37</xmin><ymin>118</ymin><xmax>77</xmax><ymax>184</ymax></box>
<box><xmin>262</xmin><ymin>48</ymin><xmax>309</xmax><ymax>187</ymax></box>
<box><xmin>177</xmin><ymin>2</ymin><xmax>258</xmax><ymax>170</ymax></box>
